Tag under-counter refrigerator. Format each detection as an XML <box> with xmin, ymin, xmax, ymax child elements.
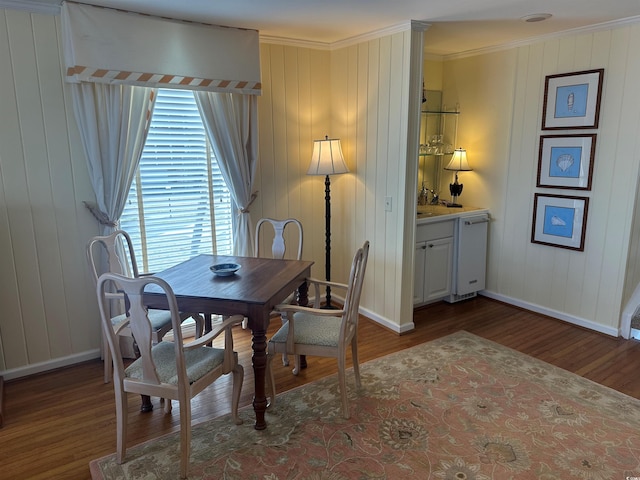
<box><xmin>453</xmin><ymin>213</ymin><xmax>489</xmax><ymax>297</ymax></box>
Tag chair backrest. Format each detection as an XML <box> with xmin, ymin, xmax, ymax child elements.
<box><xmin>96</xmin><ymin>272</ymin><xmax>187</xmax><ymax>387</ymax></box>
<box><xmin>340</xmin><ymin>241</ymin><xmax>370</xmax><ymax>343</ymax></box>
<box><xmin>87</xmin><ymin>230</ymin><xmax>140</xmax><ymax>286</ymax></box>
<box><xmin>254</xmin><ymin>218</ymin><xmax>303</xmax><ymax>260</ymax></box>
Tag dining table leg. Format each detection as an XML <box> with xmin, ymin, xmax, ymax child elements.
<box><xmin>249</xmin><ymin>307</ymin><xmax>269</xmax><ymax>430</ymax></box>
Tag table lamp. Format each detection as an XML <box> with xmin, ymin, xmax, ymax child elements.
<box><xmin>444</xmin><ymin>148</ymin><xmax>472</xmax><ymax>208</ymax></box>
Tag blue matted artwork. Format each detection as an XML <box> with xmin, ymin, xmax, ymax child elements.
<box><xmin>542</xmin><ymin>69</ymin><xmax>603</xmax><ymax>130</ymax></box>
<box><xmin>532</xmin><ymin>193</ymin><xmax>588</xmax><ymax>251</ymax></box>
<box><xmin>542</xmin><ymin>205</ymin><xmax>575</xmax><ymax>238</ymax></box>
<box><xmin>537</xmin><ymin>134</ymin><xmax>596</xmax><ymax>190</ymax></box>
<box><xmin>548</xmin><ymin>146</ymin><xmax>582</xmax><ymax>179</ymax></box>
<box><xmin>554</xmin><ymin>83</ymin><xmax>589</xmax><ymax>118</ymax></box>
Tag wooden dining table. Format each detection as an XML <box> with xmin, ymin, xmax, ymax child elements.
<box><xmin>143</xmin><ymin>254</ymin><xmax>313</xmax><ymax>430</ymax></box>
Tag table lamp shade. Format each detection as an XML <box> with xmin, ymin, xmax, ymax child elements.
<box><xmin>308</xmin><ymin>136</ymin><xmax>349</xmax><ymax>176</ymax></box>
<box><xmin>444</xmin><ymin>148</ymin><xmax>472</xmax><ymax>172</ymax></box>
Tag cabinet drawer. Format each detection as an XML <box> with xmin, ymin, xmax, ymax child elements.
<box><xmin>416</xmin><ymin>220</ymin><xmax>454</xmax><ymax>242</ymax></box>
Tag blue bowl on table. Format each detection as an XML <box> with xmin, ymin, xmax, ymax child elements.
<box><xmin>210</xmin><ymin>263</ymin><xmax>241</xmax><ymax>276</ymax></box>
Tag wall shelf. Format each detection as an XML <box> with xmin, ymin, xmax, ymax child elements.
<box><xmin>418</xmin><ymin>91</ymin><xmax>459</xmax><ymax>202</ymax></box>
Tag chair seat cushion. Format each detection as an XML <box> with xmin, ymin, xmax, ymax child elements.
<box><xmin>270</xmin><ymin>312</ymin><xmax>342</xmax><ymax>347</ymax></box>
<box><xmin>125</xmin><ymin>342</ymin><xmax>226</xmax><ymax>385</ymax></box>
<box><xmin>112</xmin><ymin>308</ymin><xmax>172</xmax><ymax>331</ymax></box>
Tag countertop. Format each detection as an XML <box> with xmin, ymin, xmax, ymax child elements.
<box><xmin>416</xmin><ymin>204</ymin><xmax>489</xmax><ymax>224</ymax></box>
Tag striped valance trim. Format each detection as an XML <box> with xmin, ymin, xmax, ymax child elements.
<box><xmin>66</xmin><ymin>66</ymin><xmax>261</xmax><ymax>94</ymax></box>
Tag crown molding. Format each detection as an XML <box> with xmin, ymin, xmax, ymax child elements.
<box><xmin>0</xmin><ymin>0</ymin><xmax>60</xmax><ymax>15</ymax></box>
<box><xmin>258</xmin><ymin>35</ymin><xmax>332</xmax><ymax>50</ymax></box>
<box><xmin>4</xmin><ymin>1</ymin><xmax>640</xmax><ymax>59</ymax></box>
<box><xmin>261</xmin><ymin>21</ymin><xmax>421</xmax><ymax>51</ymax></box>
<box><xmin>330</xmin><ymin>21</ymin><xmax>413</xmax><ymax>50</ymax></box>
<box><xmin>442</xmin><ymin>15</ymin><xmax>640</xmax><ymax>61</ymax></box>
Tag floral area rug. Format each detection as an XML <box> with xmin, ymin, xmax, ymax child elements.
<box><xmin>90</xmin><ymin>331</ymin><xmax>640</xmax><ymax>479</ymax></box>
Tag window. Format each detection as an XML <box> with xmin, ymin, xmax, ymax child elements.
<box><xmin>120</xmin><ymin>89</ymin><xmax>233</xmax><ymax>273</ymax></box>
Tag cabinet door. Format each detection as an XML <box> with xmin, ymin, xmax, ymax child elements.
<box><xmin>413</xmin><ymin>242</ymin><xmax>427</xmax><ymax>304</ymax></box>
<box><xmin>424</xmin><ymin>237</ymin><xmax>453</xmax><ymax>301</ymax></box>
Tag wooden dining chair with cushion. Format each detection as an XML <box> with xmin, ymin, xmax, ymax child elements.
<box><xmin>96</xmin><ymin>272</ymin><xmax>244</xmax><ymax>480</ymax></box>
<box><xmin>267</xmin><ymin>240</ymin><xmax>370</xmax><ymax>419</ymax></box>
<box><xmin>254</xmin><ymin>218</ymin><xmax>303</xmax><ymax>366</ymax></box>
<box><xmin>87</xmin><ymin>229</ymin><xmax>204</xmax><ymax>383</ymax></box>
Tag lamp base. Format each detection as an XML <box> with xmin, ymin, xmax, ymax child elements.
<box><xmin>321</xmin><ymin>303</ymin><xmax>339</xmax><ymax>310</ymax></box>
<box><xmin>447</xmin><ymin>203</ymin><xmax>463</xmax><ymax>208</ymax></box>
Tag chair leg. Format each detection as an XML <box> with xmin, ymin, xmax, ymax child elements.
<box><xmin>337</xmin><ymin>355</ymin><xmax>350</xmax><ymax>419</ymax></box>
<box><xmin>292</xmin><ymin>355</ymin><xmax>301</xmax><ymax>376</ymax></box>
<box><xmin>178</xmin><ymin>396</ymin><xmax>191</xmax><ymax>480</ymax></box>
<box><xmin>266</xmin><ymin>352</ymin><xmax>277</xmax><ymax>409</ymax></box>
<box><xmin>103</xmin><ymin>335</ymin><xmax>112</xmax><ymax>384</ymax></box>
<box><xmin>114</xmin><ymin>387</ymin><xmax>128</xmax><ymax>464</ymax></box>
<box><xmin>230</xmin><ymin>363</ymin><xmax>244</xmax><ymax>424</ymax></box>
<box><xmin>351</xmin><ymin>338</ymin><xmax>361</xmax><ymax>389</ymax></box>
<box><xmin>280</xmin><ymin>314</ymin><xmax>289</xmax><ymax>365</ymax></box>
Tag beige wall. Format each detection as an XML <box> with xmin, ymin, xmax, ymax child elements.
<box><xmin>0</xmin><ymin>9</ymin><xmax>417</xmax><ymax>378</ymax></box>
<box><xmin>0</xmin><ymin>9</ymin><xmax>100</xmax><ymax>375</ymax></box>
<box><xmin>256</xmin><ymin>30</ymin><xmax>416</xmax><ymax>332</ymax></box>
<box><xmin>440</xmin><ymin>25</ymin><xmax>640</xmax><ymax>335</ymax></box>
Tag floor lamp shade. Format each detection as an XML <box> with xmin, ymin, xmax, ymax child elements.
<box><xmin>308</xmin><ymin>136</ymin><xmax>349</xmax><ymax>176</ymax></box>
<box><xmin>307</xmin><ymin>136</ymin><xmax>348</xmax><ymax>307</ymax></box>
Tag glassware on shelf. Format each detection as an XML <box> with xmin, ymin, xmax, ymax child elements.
<box><xmin>429</xmin><ymin>134</ymin><xmax>443</xmax><ymax>155</ymax></box>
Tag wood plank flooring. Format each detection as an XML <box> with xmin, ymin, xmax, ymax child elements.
<box><xmin>3</xmin><ymin>296</ymin><xmax>640</xmax><ymax>479</ymax></box>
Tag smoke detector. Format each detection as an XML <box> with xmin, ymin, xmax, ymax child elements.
<box><xmin>520</xmin><ymin>13</ymin><xmax>552</xmax><ymax>23</ymax></box>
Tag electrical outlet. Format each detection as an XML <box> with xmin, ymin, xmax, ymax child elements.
<box><xmin>384</xmin><ymin>196</ymin><xmax>392</xmax><ymax>212</ymax></box>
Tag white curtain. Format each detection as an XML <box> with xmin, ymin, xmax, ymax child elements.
<box><xmin>69</xmin><ymin>83</ymin><xmax>156</xmax><ymax>234</ymax></box>
<box><xmin>194</xmin><ymin>92</ymin><xmax>258</xmax><ymax>256</ymax></box>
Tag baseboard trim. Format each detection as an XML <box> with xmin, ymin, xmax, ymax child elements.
<box><xmin>1</xmin><ymin>349</ymin><xmax>102</xmax><ymax>381</ymax></box>
<box><xmin>480</xmin><ymin>290</ymin><xmax>620</xmax><ymax>337</ymax></box>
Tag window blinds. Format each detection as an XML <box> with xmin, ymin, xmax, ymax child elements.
<box><xmin>120</xmin><ymin>89</ymin><xmax>233</xmax><ymax>273</ymax></box>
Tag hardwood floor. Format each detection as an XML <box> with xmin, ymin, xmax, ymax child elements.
<box><xmin>3</xmin><ymin>296</ymin><xmax>640</xmax><ymax>479</ymax></box>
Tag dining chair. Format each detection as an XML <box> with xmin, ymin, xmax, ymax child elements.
<box><xmin>254</xmin><ymin>218</ymin><xmax>303</xmax><ymax>366</ymax></box>
<box><xmin>267</xmin><ymin>240</ymin><xmax>369</xmax><ymax>419</ymax></box>
<box><xmin>87</xmin><ymin>229</ymin><xmax>204</xmax><ymax>383</ymax></box>
<box><xmin>96</xmin><ymin>272</ymin><xmax>244</xmax><ymax>480</ymax></box>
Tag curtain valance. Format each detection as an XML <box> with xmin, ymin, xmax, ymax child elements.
<box><xmin>61</xmin><ymin>2</ymin><xmax>261</xmax><ymax>95</ymax></box>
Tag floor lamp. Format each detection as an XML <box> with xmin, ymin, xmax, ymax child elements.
<box><xmin>307</xmin><ymin>135</ymin><xmax>349</xmax><ymax>308</ymax></box>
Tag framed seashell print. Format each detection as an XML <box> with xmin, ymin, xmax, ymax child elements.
<box><xmin>537</xmin><ymin>134</ymin><xmax>596</xmax><ymax>190</ymax></box>
<box><xmin>531</xmin><ymin>193</ymin><xmax>589</xmax><ymax>251</ymax></box>
<box><xmin>542</xmin><ymin>69</ymin><xmax>604</xmax><ymax>130</ymax></box>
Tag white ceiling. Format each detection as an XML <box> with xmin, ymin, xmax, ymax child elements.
<box><xmin>11</xmin><ymin>0</ymin><xmax>640</xmax><ymax>56</ymax></box>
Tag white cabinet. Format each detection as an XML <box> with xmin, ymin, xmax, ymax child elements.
<box><xmin>414</xmin><ymin>211</ymin><xmax>489</xmax><ymax>306</ymax></box>
<box><xmin>413</xmin><ymin>220</ymin><xmax>454</xmax><ymax>305</ymax></box>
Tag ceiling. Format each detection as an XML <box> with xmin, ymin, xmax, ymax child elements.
<box><xmin>12</xmin><ymin>0</ymin><xmax>640</xmax><ymax>56</ymax></box>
